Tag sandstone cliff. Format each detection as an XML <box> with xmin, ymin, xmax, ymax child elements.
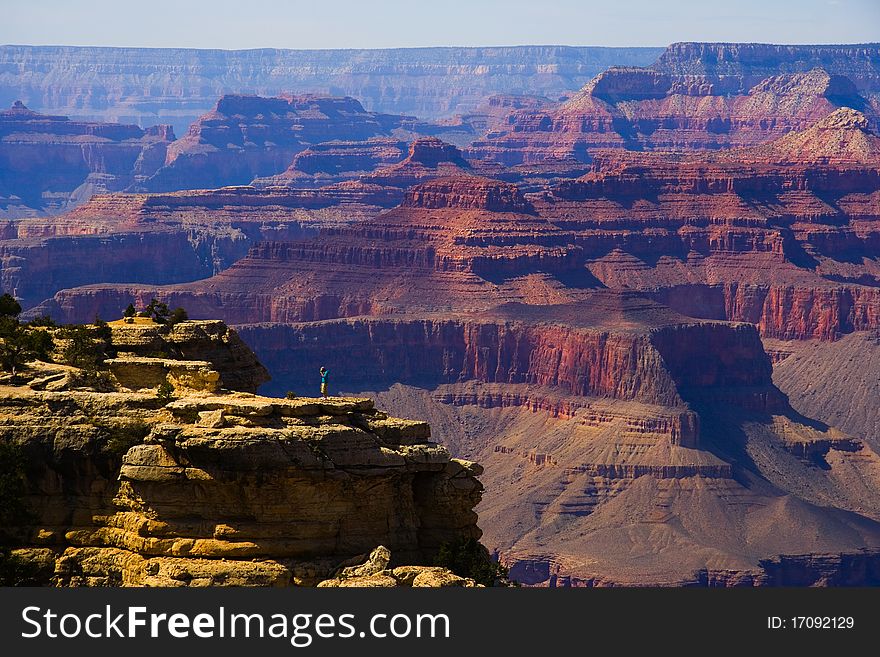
<box><xmin>1</xmin><ymin>320</ymin><xmax>483</xmax><ymax>586</ymax></box>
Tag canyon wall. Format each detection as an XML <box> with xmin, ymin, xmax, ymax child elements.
<box><xmin>468</xmin><ymin>67</ymin><xmax>877</xmax><ymax>164</ymax></box>
<box><xmin>652</xmin><ymin>42</ymin><xmax>880</xmax><ymax>96</ymax></box>
<box><xmin>0</xmin><ymin>45</ymin><xmax>663</xmax><ymax>134</ymax></box>
<box><xmin>0</xmin><ymin>102</ymin><xmax>174</xmax><ymax>217</ymax></box>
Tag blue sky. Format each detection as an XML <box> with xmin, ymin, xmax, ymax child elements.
<box><xmin>2</xmin><ymin>0</ymin><xmax>878</xmax><ymax>49</ymax></box>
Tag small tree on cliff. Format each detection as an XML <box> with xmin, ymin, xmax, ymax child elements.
<box><xmin>0</xmin><ymin>292</ymin><xmax>54</xmax><ymax>376</ymax></box>
<box><xmin>435</xmin><ymin>537</ymin><xmax>513</xmax><ymax>587</ymax></box>
<box><xmin>60</xmin><ymin>325</ymin><xmax>104</xmax><ymax>371</ymax></box>
<box><xmin>123</xmin><ymin>303</ymin><xmax>136</xmax><ymax>319</ymax></box>
<box><xmin>167</xmin><ymin>307</ymin><xmax>188</xmax><ymax>326</ymax></box>
<box><xmin>0</xmin><ymin>326</ymin><xmax>53</xmax><ymax>377</ymax></box>
<box><xmin>139</xmin><ymin>298</ymin><xmax>172</xmax><ymax>324</ymax></box>
<box><xmin>0</xmin><ymin>294</ymin><xmax>22</xmax><ymax>319</ymax></box>
<box><xmin>156</xmin><ymin>380</ymin><xmax>174</xmax><ymax>403</ymax></box>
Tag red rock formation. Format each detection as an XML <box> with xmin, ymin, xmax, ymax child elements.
<box><xmin>467</xmin><ymin>68</ymin><xmax>875</xmax><ymax>165</ymax></box>
<box><xmin>28</xmin><ymin>110</ymin><xmax>880</xmax><ymax>345</ymax></box>
<box><xmin>254</xmin><ymin>138</ymin><xmax>408</xmax><ymax>188</ymax></box>
<box><xmin>454</xmin><ymin>94</ymin><xmax>552</xmax><ymax>136</ymax></box>
<box><xmin>360</xmin><ymin>138</ymin><xmax>475</xmax><ymax>188</ymax></box>
<box><xmin>6</xmin><ymin>185</ymin><xmax>394</xmax><ymax>309</ymax></box>
<box><xmin>0</xmin><ymin>102</ymin><xmax>174</xmax><ymax>217</ymax></box>
<box><xmin>542</xmin><ymin>109</ymin><xmax>880</xmax><ymax>340</ymax></box>
<box><xmin>138</xmin><ymin>95</ymin><xmax>405</xmax><ymax>192</ymax></box>
<box><xmin>400</xmin><ymin>175</ymin><xmax>532</xmax><ymax>212</ymax></box>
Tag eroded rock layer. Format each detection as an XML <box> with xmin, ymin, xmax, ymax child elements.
<box><xmin>0</xmin><ymin>45</ymin><xmax>663</xmax><ymax>133</ymax></box>
<box><xmin>468</xmin><ymin>67</ymin><xmax>877</xmax><ymax>164</ymax></box>
<box><xmin>0</xmin><ymin>102</ymin><xmax>174</xmax><ymax>217</ymax></box>
<box><xmin>3</xmin><ymin>321</ymin><xmax>482</xmax><ymax>587</ymax></box>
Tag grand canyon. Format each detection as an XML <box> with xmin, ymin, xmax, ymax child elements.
<box><xmin>2</xmin><ymin>40</ymin><xmax>880</xmax><ymax>587</ymax></box>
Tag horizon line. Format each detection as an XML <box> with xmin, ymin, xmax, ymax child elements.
<box><xmin>2</xmin><ymin>41</ymin><xmax>880</xmax><ymax>53</ymax></box>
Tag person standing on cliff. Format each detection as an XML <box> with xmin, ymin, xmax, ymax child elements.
<box><xmin>320</xmin><ymin>367</ymin><xmax>329</xmax><ymax>398</ymax></box>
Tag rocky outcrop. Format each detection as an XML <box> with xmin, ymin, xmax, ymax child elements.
<box><xmin>0</xmin><ymin>102</ymin><xmax>174</xmax><ymax>217</ymax></box>
<box><xmin>316</xmin><ymin>546</ymin><xmax>480</xmax><ymax>587</ymax></box>
<box><xmin>0</xmin><ymin>45</ymin><xmax>663</xmax><ymax>134</ymax></box>
<box><xmin>362</xmin><ymin>138</ymin><xmax>476</xmax><ymax>188</ymax></box>
<box><xmin>138</xmin><ymin>95</ymin><xmax>412</xmax><ymax>192</ymax></box>
<box><xmin>108</xmin><ymin>319</ymin><xmax>270</xmax><ymax>393</ymax></box>
<box><xmin>454</xmin><ymin>94</ymin><xmax>553</xmax><ymax>136</ymax></box>
<box><xmin>2</xmin><ymin>324</ymin><xmax>483</xmax><ymax>587</ymax></box>
<box><xmin>401</xmin><ymin>176</ymin><xmax>533</xmax><ymax>212</ymax></box>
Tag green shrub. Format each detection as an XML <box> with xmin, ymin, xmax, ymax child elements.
<box><xmin>168</xmin><ymin>307</ymin><xmax>189</xmax><ymax>325</ymax></box>
<box><xmin>435</xmin><ymin>537</ymin><xmax>513</xmax><ymax>587</ymax></box>
<box><xmin>0</xmin><ymin>325</ymin><xmax>55</xmax><ymax>375</ymax></box>
<box><xmin>156</xmin><ymin>381</ymin><xmax>175</xmax><ymax>402</ymax></box>
<box><xmin>104</xmin><ymin>423</ymin><xmax>151</xmax><ymax>456</ymax></box>
<box><xmin>26</xmin><ymin>315</ymin><xmax>56</xmax><ymax>328</ymax></box>
<box><xmin>0</xmin><ymin>293</ymin><xmax>21</xmax><ymax>319</ymax></box>
<box><xmin>60</xmin><ymin>325</ymin><xmax>104</xmax><ymax>370</ymax></box>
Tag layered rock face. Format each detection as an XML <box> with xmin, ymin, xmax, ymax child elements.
<box><xmin>543</xmin><ymin>108</ymin><xmax>880</xmax><ymax>340</ymax></box>
<box><xmin>40</xmin><ymin>112</ymin><xmax>880</xmax><ymax>343</ymax></box>
<box><xmin>6</xmin><ymin>185</ymin><xmax>395</xmax><ymax>311</ymax></box>
<box><xmin>138</xmin><ymin>95</ymin><xmax>419</xmax><ymax>192</ymax></box>
<box><xmin>468</xmin><ymin>67</ymin><xmax>876</xmax><ymax>164</ymax></box>
<box><xmin>3</xmin><ymin>321</ymin><xmax>482</xmax><ymax>586</ymax></box>
<box><xmin>0</xmin><ymin>45</ymin><xmax>663</xmax><ymax>133</ymax></box>
<box><xmin>255</xmin><ymin>137</ymin><xmax>483</xmax><ymax>191</ymax></box>
<box><xmin>652</xmin><ymin>42</ymin><xmax>880</xmax><ymax>97</ymax></box>
<box><xmin>0</xmin><ymin>102</ymin><xmax>174</xmax><ymax>217</ymax></box>
<box><xmin>108</xmin><ymin>319</ymin><xmax>270</xmax><ymax>393</ymax></box>
<box><xmin>253</xmin><ymin>138</ymin><xmax>409</xmax><ymax>189</ymax></box>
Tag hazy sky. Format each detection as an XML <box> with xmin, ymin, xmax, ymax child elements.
<box><xmin>2</xmin><ymin>0</ymin><xmax>878</xmax><ymax>49</ymax></box>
